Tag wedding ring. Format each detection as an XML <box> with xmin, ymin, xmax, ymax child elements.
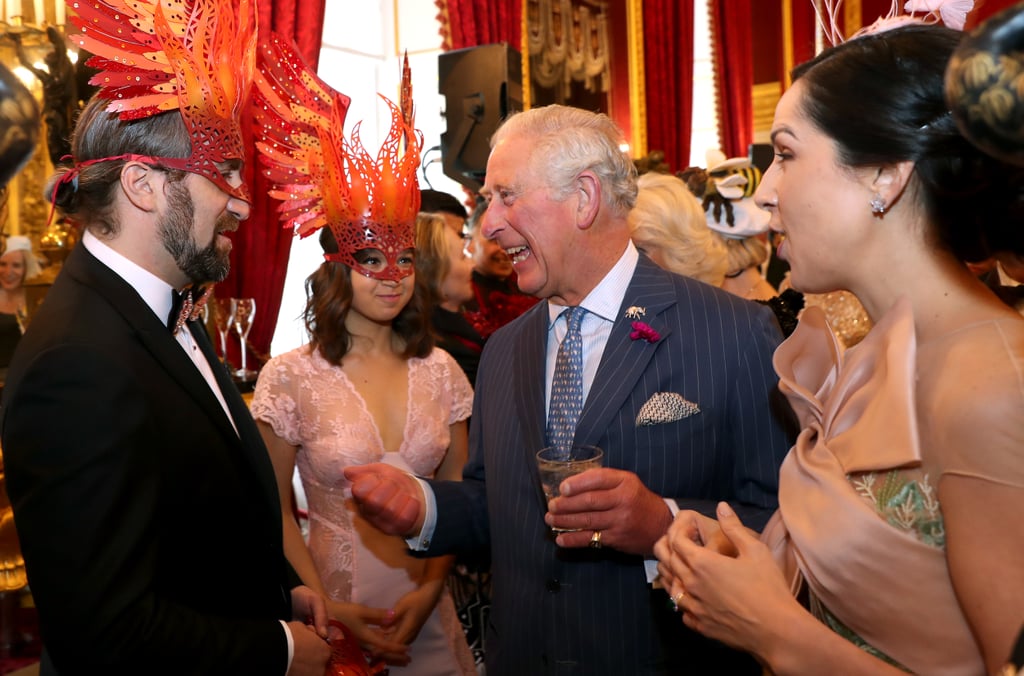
<box><xmin>672</xmin><ymin>591</ymin><xmax>686</xmax><ymax>611</ymax></box>
<box><xmin>589</xmin><ymin>530</ymin><xmax>603</xmax><ymax>549</ymax></box>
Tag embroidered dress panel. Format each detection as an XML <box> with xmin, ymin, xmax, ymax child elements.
<box><xmin>546</xmin><ymin>306</ymin><xmax>586</xmax><ymax>453</ymax></box>
<box><xmin>810</xmin><ymin>467</ymin><xmax>945</xmax><ymax>669</ymax></box>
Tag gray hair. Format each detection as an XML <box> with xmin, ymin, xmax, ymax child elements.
<box><xmin>492</xmin><ymin>105</ymin><xmax>638</xmax><ymax>217</ymax></box>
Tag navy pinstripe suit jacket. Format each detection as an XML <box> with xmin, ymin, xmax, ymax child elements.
<box><xmin>429</xmin><ymin>255</ymin><xmax>793</xmax><ymax>675</ymax></box>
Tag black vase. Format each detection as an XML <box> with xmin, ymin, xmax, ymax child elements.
<box><xmin>0</xmin><ymin>62</ymin><xmax>41</xmax><ymax>189</ymax></box>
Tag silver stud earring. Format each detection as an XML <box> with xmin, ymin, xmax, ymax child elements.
<box><xmin>870</xmin><ymin>194</ymin><xmax>886</xmax><ymax>215</ymax></box>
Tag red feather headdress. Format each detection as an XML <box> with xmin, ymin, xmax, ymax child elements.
<box><xmin>68</xmin><ymin>0</ymin><xmax>257</xmax><ymax>201</ymax></box>
<box><xmin>254</xmin><ymin>34</ymin><xmax>422</xmax><ymax>281</ymax></box>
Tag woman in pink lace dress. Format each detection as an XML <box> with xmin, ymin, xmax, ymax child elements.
<box><xmin>655</xmin><ymin>19</ymin><xmax>1024</xmax><ymax>675</ymax></box>
<box><xmin>252</xmin><ymin>227</ymin><xmax>476</xmax><ymax>675</ymax></box>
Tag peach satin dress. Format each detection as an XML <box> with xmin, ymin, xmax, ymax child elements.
<box><xmin>763</xmin><ymin>298</ymin><xmax>1024</xmax><ymax>674</ymax></box>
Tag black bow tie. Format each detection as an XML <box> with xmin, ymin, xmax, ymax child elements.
<box><xmin>168</xmin><ymin>285</ymin><xmax>211</xmax><ymax>335</ymax></box>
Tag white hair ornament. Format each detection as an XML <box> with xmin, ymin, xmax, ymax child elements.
<box><xmin>816</xmin><ymin>0</ymin><xmax>975</xmax><ymax>46</ymax></box>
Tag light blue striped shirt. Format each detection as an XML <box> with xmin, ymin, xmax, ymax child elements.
<box><xmin>545</xmin><ymin>241</ymin><xmax>639</xmax><ymax>416</ymax></box>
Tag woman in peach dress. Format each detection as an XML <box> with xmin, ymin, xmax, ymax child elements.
<box><xmin>655</xmin><ymin>19</ymin><xmax>1024</xmax><ymax>675</ymax></box>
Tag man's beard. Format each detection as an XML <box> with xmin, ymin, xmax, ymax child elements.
<box><xmin>160</xmin><ymin>180</ymin><xmax>232</xmax><ymax>284</ymax></box>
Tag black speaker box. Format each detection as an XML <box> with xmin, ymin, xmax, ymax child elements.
<box><xmin>439</xmin><ymin>43</ymin><xmax>523</xmax><ymax>192</ymax></box>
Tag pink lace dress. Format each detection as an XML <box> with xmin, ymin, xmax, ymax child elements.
<box><xmin>763</xmin><ymin>298</ymin><xmax>1024</xmax><ymax>674</ymax></box>
<box><xmin>252</xmin><ymin>346</ymin><xmax>476</xmax><ymax>676</ymax></box>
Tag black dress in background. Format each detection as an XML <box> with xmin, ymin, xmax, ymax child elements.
<box><xmin>0</xmin><ymin>313</ymin><xmax>22</xmax><ymax>371</ymax></box>
<box><xmin>431</xmin><ymin>306</ymin><xmax>484</xmax><ymax>387</ymax></box>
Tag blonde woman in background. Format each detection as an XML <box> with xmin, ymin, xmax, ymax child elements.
<box><xmin>678</xmin><ymin>163</ymin><xmax>779</xmax><ymax>302</ymax></box>
<box><xmin>717</xmin><ymin>234</ymin><xmax>778</xmax><ymax>302</ymax></box>
<box><xmin>630</xmin><ymin>171</ymin><xmax>802</xmax><ymax>335</ymax></box>
<box><xmin>0</xmin><ymin>236</ymin><xmax>41</xmax><ymax>322</ymax></box>
<box><xmin>0</xmin><ymin>236</ymin><xmax>41</xmax><ymax>368</ymax></box>
<box><xmin>628</xmin><ymin>172</ymin><xmax>728</xmax><ymax>286</ymax></box>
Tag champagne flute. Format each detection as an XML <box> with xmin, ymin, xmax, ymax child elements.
<box><xmin>211</xmin><ymin>297</ymin><xmax>233</xmax><ymax>364</ymax></box>
<box><xmin>231</xmin><ymin>297</ymin><xmax>256</xmax><ymax>378</ymax></box>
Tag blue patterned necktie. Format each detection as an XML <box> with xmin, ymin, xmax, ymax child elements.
<box><xmin>546</xmin><ymin>306</ymin><xmax>586</xmax><ymax>455</ymax></box>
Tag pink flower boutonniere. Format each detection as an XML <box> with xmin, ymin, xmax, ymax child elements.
<box><xmin>630</xmin><ymin>321</ymin><xmax>660</xmax><ymax>343</ymax></box>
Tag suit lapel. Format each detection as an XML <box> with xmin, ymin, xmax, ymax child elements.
<box><xmin>65</xmin><ymin>247</ymin><xmax>274</xmax><ymax>498</ymax></box>
<box><xmin>575</xmin><ymin>257</ymin><xmax>677</xmax><ymax>451</ymax></box>
<box><xmin>190</xmin><ymin>318</ymin><xmax>281</xmax><ymax>513</ymax></box>
<box><xmin>64</xmin><ymin>248</ymin><xmax>241</xmax><ymax>438</ymax></box>
<box><xmin>512</xmin><ymin>302</ymin><xmax>550</xmax><ymax>501</ymax></box>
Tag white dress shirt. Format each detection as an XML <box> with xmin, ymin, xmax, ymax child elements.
<box><xmin>544</xmin><ymin>240</ymin><xmax>638</xmax><ymax>414</ymax></box>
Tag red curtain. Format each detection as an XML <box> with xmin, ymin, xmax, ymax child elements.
<box><xmin>966</xmin><ymin>0</ymin><xmax>1021</xmax><ymax>28</ymax></box>
<box><xmin>710</xmin><ymin>0</ymin><xmax>754</xmax><ymax>157</ymax></box>
<box><xmin>435</xmin><ymin>0</ymin><xmax>522</xmax><ymax>50</ymax></box>
<box><xmin>789</xmin><ymin>0</ymin><xmax>818</xmax><ymax>83</ymax></box>
<box><xmin>643</xmin><ymin>0</ymin><xmax>695</xmax><ymax>172</ymax></box>
<box><xmin>217</xmin><ymin>0</ymin><xmax>326</xmax><ymax>367</ymax></box>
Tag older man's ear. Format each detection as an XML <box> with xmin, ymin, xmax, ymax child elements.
<box><xmin>574</xmin><ymin>170</ymin><xmax>602</xmax><ymax>230</ymax></box>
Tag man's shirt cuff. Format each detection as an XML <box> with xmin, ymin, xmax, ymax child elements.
<box><xmin>404</xmin><ymin>476</ymin><xmax>437</xmax><ymax>551</ymax></box>
<box><xmin>280</xmin><ymin>620</ymin><xmax>293</xmax><ymax>674</ymax></box>
<box><xmin>645</xmin><ymin>498</ymin><xmax>679</xmax><ymax>583</ymax></box>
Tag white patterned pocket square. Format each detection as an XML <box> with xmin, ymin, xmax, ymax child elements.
<box><xmin>635</xmin><ymin>392</ymin><xmax>700</xmax><ymax>426</ymax></box>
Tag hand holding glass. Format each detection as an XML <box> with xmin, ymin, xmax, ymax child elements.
<box><xmin>536</xmin><ymin>444</ymin><xmax>603</xmax><ymax>532</ymax></box>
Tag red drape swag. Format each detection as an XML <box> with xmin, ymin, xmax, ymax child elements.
<box><xmin>435</xmin><ymin>0</ymin><xmax>521</xmax><ymax>51</ymax></box>
<box><xmin>710</xmin><ymin>0</ymin><xmax>754</xmax><ymax>158</ymax></box>
<box><xmin>643</xmin><ymin>0</ymin><xmax>695</xmax><ymax>172</ymax></box>
<box><xmin>216</xmin><ymin>0</ymin><xmax>326</xmax><ymax>368</ymax></box>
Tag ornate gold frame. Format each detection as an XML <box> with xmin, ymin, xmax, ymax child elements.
<box><xmin>521</xmin><ymin>0</ymin><xmax>647</xmax><ymax>157</ymax></box>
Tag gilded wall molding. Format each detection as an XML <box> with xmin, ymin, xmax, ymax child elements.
<box><xmin>752</xmin><ymin>81</ymin><xmax>781</xmax><ymax>139</ymax></box>
<box><xmin>626</xmin><ymin>0</ymin><xmax>646</xmax><ymax>156</ymax></box>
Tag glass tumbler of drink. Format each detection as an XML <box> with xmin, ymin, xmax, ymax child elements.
<box><xmin>536</xmin><ymin>444</ymin><xmax>603</xmax><ymax>532</ymax></box>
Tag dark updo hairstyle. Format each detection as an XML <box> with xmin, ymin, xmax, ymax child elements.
<box><xmin>793</xmin><ymin>23</ymin><xmax>1024</xmax><ymax>262</ymax></box>
<box><xmin>46</xmin><ymin>95</ymin><xmax>191</xmax><ymax>235</ymax></box>
<box><xmin>303</xmin><ymin>227</ymin><xmax>433</xmax><ymax>366</ymax></box>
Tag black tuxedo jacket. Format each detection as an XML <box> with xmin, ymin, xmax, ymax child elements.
<box><xmin>1</xmin><ymin>244</ymin><xmax>294</xmax><ymax>674</ymax></box>
<box><xmin>427</xmin><ymin>255</ymin><xmax>794</xmax><ymax>675</ymax></box>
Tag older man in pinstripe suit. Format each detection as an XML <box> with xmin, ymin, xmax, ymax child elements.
<box><xmin>347</xmin><ymin>105</ymin><xmax>792</xmax><ymax>675</ymax></box>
